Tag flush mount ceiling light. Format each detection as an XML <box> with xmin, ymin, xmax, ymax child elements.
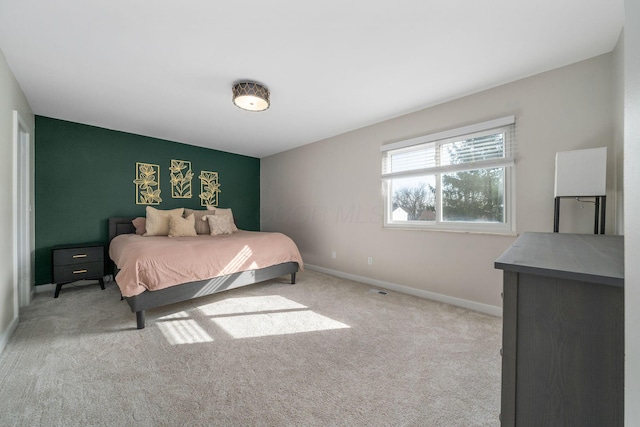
<box><xmin>232</xmin><ymin>81</ymin><xmax>270</xmax><ymax>112</ymax></box>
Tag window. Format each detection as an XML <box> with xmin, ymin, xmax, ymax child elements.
<box><xmin>381</xmin><ymin>116</ymin><xmax>515</xmax><ymax>233</ymax></box>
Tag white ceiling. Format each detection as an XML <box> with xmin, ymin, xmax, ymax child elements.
<box><xmin>0</xmin><ymin>1</ymin><xmax>624</xmax><ymax>158</ymax></box>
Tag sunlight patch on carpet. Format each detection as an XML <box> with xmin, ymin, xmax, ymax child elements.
<box><xmin>199</xmin><ymin>295</ymin><xmax>350</xmax><ymax>338</ymax></box>
<box><xmin>199</xmin><ymin>295</ymin><xmax>307</xmax><ymax>316</ymax></box>
<box><xmin>212</xmin><ymin>311</ymin><xmax>350</xmax><ymax>339</ymax></box>
<box><xmin>157</xmin><ymin>312</ymin><xmax>213</xmax><ymax>345</ymax></box>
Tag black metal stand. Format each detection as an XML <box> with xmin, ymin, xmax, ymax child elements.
<box><xmin>553</xmin><ymin>196</ymin><xmax>606</xmax><ymax>234</ymax></box>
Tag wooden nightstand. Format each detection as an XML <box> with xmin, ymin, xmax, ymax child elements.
<box><xmin>52</xmin><ymin>243</ymin><xmax>106</xmax><ymax>298</ymax></box>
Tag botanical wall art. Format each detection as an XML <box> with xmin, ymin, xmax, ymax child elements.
<box><xmin>132</xmin><ymin>160</ymin><xmax>222</xmax><ymax>207</ymax></box>
<box><xmin>199</xmin><ymin>170</ymin><xmax>221</xmax><ymax>207</ymax></box>
<box><xmin>169</xmin><ymin>159</ymin><xmax>193</xmax><ymax>199</ymax></box>
<box><xmin>133</xmin><ymin>162</ymin><xmax>162</xmax><ymax>205</ymax></box>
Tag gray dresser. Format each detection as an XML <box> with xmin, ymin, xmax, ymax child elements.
<box><xmin>495</xmin><ymin>232</ymin><xmax>624</xmax><ymax>427</ymax></box>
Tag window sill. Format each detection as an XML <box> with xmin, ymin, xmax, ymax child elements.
<box><xmin>383</xmin><ymin>224</ymin><xmax>518</xmax><ymax>237</ymax></box>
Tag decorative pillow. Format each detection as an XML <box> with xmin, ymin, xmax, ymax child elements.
<box><xmin>206</xmin><ymin>206</ymin><xmax>239</xmax><ymax>231</ymax></box>
<box><xmin>168</xmin><ymin>214</ymin><xmax>197</xmax><ymax>237</ymax></box>
<box><xmin>183</xmin><ymin>208</ymin><xmax>211</xmax><ymax>235</ymax></box>
<box><xmin>132</xmin><ymin>217</ymin><xmax>146</xmax><ymax>235</ymax></box>
<box><xmin>144</xmin><ymin>207</ymin><xmax>184</xmax><ymax>236</ymax></box>
<box><xmin>205</xmin><ymin>214</ymin><xmax>234</xmax><ymax>236</ymax></box>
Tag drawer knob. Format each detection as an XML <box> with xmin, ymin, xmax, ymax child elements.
<box><xmin>72</xmin><ymin>254</ymin><xmax>87</xmax><ymax>258</ymax></box>
<box><xmin>73</xmin><ymin>269</ymin><xmax>88</xmax><ymax>274</ymax></box>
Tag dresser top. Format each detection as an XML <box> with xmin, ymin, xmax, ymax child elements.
<box><xmin>495</xmin><ymin>232</ymin><xmax>624</xmax><ymax>287</ymax></box>
<box><xmin>52</xmin><ymin>242</ymin><xmax>105</xmax><ymax>250</ymax></box>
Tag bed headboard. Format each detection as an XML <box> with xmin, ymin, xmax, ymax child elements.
<box><xmin>109</xmin><ymin>217</ymin><xmax>136</xmax><ymax>242</ymax></box>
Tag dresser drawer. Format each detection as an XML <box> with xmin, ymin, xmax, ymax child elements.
<box><xmin>53</xmin><ymin>246</ymin><xmax>104</xmax><ymax>266</ymax></box>
<box><xmin>53</xmin><ymin>261</ymin><xmax>105</xmax><ymax>283</ymax></box>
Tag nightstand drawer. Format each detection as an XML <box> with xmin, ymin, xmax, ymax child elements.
<box><xmin>53</xmin><ymin>261</ymin><xmax>104</xmax><ymax>283</ymax></box>
<box><xmin>53</xmin><ymin>246</ymin><xmax>104</xmax><ymax>266</ymax></box>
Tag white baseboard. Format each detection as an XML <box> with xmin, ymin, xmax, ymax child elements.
<box><xmin>305</xmin><ymin>264</ymin><xmax>502</xmax><ymax>317</ymax></box>
<box><xmin>0</xmin><ymin>316</ymin><xmax>19</xmax><ymax>356</ymax></box>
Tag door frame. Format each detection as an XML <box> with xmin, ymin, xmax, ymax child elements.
<box><xmin>13</xmin><ymin>110</ymin><xmax>33</xmax><ymax>310</ymax></box>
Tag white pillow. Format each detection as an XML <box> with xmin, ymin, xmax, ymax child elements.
<box><xmin>205</xmin><ymin>214</ymin><xmax>234</xmax><ymax>236</ymax></box>
<box><xmin>144</xmin><ymin>207</ymin><xmax>184</xmax><ymax>236</ymax></box>
<box><xmin>168</xmin><ymin>214</ymin><xmax>197</xmax><ymax>237</ymax></box>
<box><xmin>206</xmin><ymin>206</ymin><xmax>239</xmax><ymax>232</ymax></box>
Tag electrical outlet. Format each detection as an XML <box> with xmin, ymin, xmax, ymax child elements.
<box><xmin>331</xmin><ymin>251</ymin><xmax>337</xmax><ymax>259</ymax></box>
<box><xmin>367</xmin><ymin>257</ymin><xmax>373</xmax><ymax>265</ymax></box>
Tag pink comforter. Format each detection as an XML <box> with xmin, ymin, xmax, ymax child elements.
<box><xmin>109</xmin><ymin>231</ymin><xmax>304</xmax><ymax>297</ymax></box>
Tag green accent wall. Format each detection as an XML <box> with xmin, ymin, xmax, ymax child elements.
<box><xmin>35</xmin><ymin>116</ymin><xmax>260</xmax><ymax>285</ymax></box>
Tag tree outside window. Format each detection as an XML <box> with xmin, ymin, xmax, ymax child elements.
<box><xmin>382</xmin><ymin>117</ymin><xmax>514</xmax><ymax>232</ymax></box>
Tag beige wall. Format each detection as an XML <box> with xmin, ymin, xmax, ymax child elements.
<box><xmin>625</xmin><ymin>0</ymin><xmax>640</xmax><ymax>421</ymax></box>
<box><xmin>0</xmin><ymin>48</ymin><xmax>34</xmax><ymax>349</ymax></box>
<box><xmin>262</xmin><ymin>53</ymin><xmax>618</xmax><ymax>313</ymax></box>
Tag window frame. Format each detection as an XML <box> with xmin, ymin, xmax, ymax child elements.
<box><xmin>381</xmin><ymin>117</ymin><xmax>516</xmax><ymax>234</ymax></box>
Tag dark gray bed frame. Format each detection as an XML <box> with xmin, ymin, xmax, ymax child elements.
<box><xmin>108</xmin><ymin>217</ymin><xmax>298</xmax><ymax>329</ymax></box>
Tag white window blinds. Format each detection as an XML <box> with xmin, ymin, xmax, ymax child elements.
<box><xmin>381</xmin><ymin>116</ymin><xmax>515</xmax><ymax>179</ymax></box>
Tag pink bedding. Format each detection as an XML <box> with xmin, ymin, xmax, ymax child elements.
<box><xmin>109</xmin><ymin>231</ymin><xmax>304</xmax><ymax>297</ymax></box>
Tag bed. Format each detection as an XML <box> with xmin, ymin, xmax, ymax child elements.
<box><xmin>108</xmin><ymin>217</ymin><xmax>302</xmax><ymax>329</ymax></box>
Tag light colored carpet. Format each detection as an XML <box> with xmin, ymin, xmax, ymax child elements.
<box><xmin>0</xmin><ymin>270</ymin><xmax>501</xmax><ymax>427</ymax></box>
